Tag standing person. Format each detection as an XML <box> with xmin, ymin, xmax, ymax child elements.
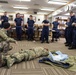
<box><xmin>68</xmin><ymin>17</ymin><xmax>76</xmax><ymax>49</ymax></box>
<box><xmin>65</xmin><ymin>11</ymin><xmax>76</xmax><ymax>47</ymax></box>
<box><xmin>27</xmin><ymin>15</ymin><xmax>35</xmax><ymax>41</ymax></box>
<box><xmin>41</xmin><ymin>15</ymin><xmax>50</xmax><ymax>43</ymax></box>
<box><xmin>51</xmin><ymin>18</ymin><xmax>60</xmax><ymax>42</ymax></box>
<box><xmin>14</xmin><ymin>13</ymin><xmax>23</xmax><ymax>41</ymax></box>
<box><xmin>1</xmin><ymin>12</ymin><xmax>9</xmax><ymax>28</ymax></box>
<box><xmin>64</xmin><ymin>18</ymin><xmax>70</xmax><ymax>44</ymax></box>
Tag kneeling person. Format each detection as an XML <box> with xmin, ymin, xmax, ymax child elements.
<box><xmin>0</xmin><ymin>22</ymin><xmax>17</xmax><ymax>53</ymax></box>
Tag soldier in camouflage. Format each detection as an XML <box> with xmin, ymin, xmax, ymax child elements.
<box><xmin>0</xmin><ymin>22</ymin><xmax>17</xmax><ymax>53</ymax></box>
<box><xmin>0</xmin><ymin>22</ymin><xmax>17</xmax><ymax>67</ymax></box>
<box><xmin>0</xmin><ymin>47</ymin><xmax>49</xmax><ymax>68</ymax></box>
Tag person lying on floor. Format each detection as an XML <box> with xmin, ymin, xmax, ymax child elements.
<box><xmin>0</xmin><ymin>22</ymin><xmax>17</xmax><ymax>54</ymax></box>
<box><xmin>0</xmin><ymin>47</ymin><xmax>49</xmax><ymax>68</ymax></box>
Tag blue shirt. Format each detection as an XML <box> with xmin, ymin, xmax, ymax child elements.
<box><xmin>69</xmin><ymin>15</ymin><xmax>76</xmax><ymax>27</ymax></box>
<box><xmin>66</xmin><ymin>22</ymin><xmax>70</xmax><ymax>27</ymax></box>
<box><xmin>1</xmin><ymin>16</ymin><xmax>8</xmax><ymax>25</ymax></box>
<box><xmin>27</xmin><ymin>20</ymin><xmax>34</xmax><ymax>28</ymax></box>
<box><xmin>52</xmin><ymin>21</ymin><xmax>59</xmax><ymax>30</ymax></box>
<box><xmin>42</xmin><ymin>20</ymin><xmax>49</xmax><ymax>29</ymax></box>
<box><xmin>14</xmin><ymin>18</ymin><xmax>23</xmax><ymax>26</ymax></box>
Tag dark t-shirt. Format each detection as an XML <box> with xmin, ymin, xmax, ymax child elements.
<box><xmin>14</xmin><ymin>18</ymin><xmax>23</xmax><ymax>26</ymax></box>
<box><xmin>27</xmin><ymin>20</ymin><xmax>34</xmax><ymax>28</ymax></box>
<box><xmin>52</xmin><ymin>21</ymin><xmax>59</xmax><ymax>29</ymax></box>
<box><xmin>69</xmin><ymin>15</ymin><xmax>76</xmax><ymax>27</ymax></box>
<box><xmin>66</xmin><ymin>22</ymin><xmax>70</xmax><ymax>27</ymax></box>
<box><xmin>1</xmin><ymin>16</ymin><xmax>8</xmax><ymax>25</ymax></box>
<box><xmin>42</xmin><ymin>20</ymin><xmax>49</xmax><ymax>29</ymax></box>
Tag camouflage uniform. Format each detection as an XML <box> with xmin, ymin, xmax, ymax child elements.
<box><xmin>0</xmin><ymin>28</ymin><xmax>16</xmax><ymax>67</ymax></box>
<box><xmin>0</xmin><ymin>47</ymin><xmax>49</xmax><ymax>68</ymax></box>
<box><xmin>0</xmin><ymin>28</ymin><xmax>16</xmax><ymax>53</ymax></box>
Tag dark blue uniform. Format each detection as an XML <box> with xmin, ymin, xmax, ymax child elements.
<box><xmin>65</xmin><ymin>22</ymin><xmax>70</xmax><ymax>43</ymax></box>
<box><xmin>72</xmin><ymin>19</ymin><xmax>76</xmax><ymax>47</ymax></box>
<box><xmin>66</xmin><ymin>15</ymin><xmax>76</xmax><ymax>45</ymax></box>
<box><xmin>52</xmin><ymin>21</ymin><xmax>59</xmax><ymax>41</ymax></box>
<box><xmin>14</xmin><ymin>18</ymin><xmax>23</xmax><ymax>40</ymax></box>
<box><xmin>41</xmin><ymin>20</ymin><xmax>49</xmax><ymax>42</ymax></box>
<box><xmin>27</xmin><ymin>20</ymin><xmax>34</xmax><ymax>40</ymax></box>
<box><xmin>1</xmin><ymin>16</ymin><xmax>8</xmax><ymax>28</ymax></box>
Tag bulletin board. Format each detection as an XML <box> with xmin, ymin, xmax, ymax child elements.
<box><xmin>8</xmin><ymin>15</ymin><xmax>13</xmax><ymax>21</ymax></box>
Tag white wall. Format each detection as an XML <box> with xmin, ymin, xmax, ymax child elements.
<box><xmin>0</xmin><ymin>13</ymin><xmax>44</xmax><ymax>25</ymax></box>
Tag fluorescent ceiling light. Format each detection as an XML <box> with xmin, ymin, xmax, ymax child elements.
<box><xmin>64</xmin><ymin>13</ymin><xmax>69</xmax><ymax>15</ymax></box>
<box><xmin>69</xmin><ymin>4</ymin><xmax>76</xmax><ymax>7</ymax></box>
<box><xmin>48</xmin><ymin>0</ymin><xmax>68</xmax><ymax>2</ymax></box>
<box><xmin>37</xmin><ymin>12</ymin><xmax>48</xmax><ymax>14</ymax></box>
<box><xmin>16</xmin><ymin>0</ymin><xmax>31</xmax><ymax>1</ymax></box>
<box><xmin>13</xmin><ymin>6</ymin><xmax>28</xmax><ymax>9</ymax></box>
<box><xmin>48</xmin><ymin>1</ymin><xmax>67</xmax><ymax>5</ymax></box>
<box><xmin>41</xmin><ymin>9</ymin><xmax>54</xmax><ymax>11</ymax></box>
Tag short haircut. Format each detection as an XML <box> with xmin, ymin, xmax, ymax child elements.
<box><xmin>45</xmin><ymin>15</ymin><xmax>47</xmax><ymax>16</ymax></box>
<box><xmin>70</xmin><ymin>11</ymin><xmax>73</xmax><ymax>14</ymax></box>
<box><xmin>3</xmin><ymin>22</ymin><xmax>10</xmax><ymax>29</ymax></box>
<box><xmin>56</xmin><ymin>17</ymin><xmax>59</xmax><ymax>19</ymax></box>
<box><xmin>44</xmin><ymin>15</ymin><xmax>48</xmax><ymax>17</ymax></box>
<box><xmin>30</xmin><ymin>15</ymin><xmax>33</xmax><ymax>17</ymax></box>
<box><xmin>4</xmin><ymin>11</ymin><xmax>7</xmax><ymax>13</ymax></box>
<box><xmin>16</xmin><ymin>13</ymin><xmax>20</xmax><ymax>16</ymax></box>
<box><xmin>16</xmin><ymin>13</ymin><xmax>20</xmax><ymax>15</ymax></box>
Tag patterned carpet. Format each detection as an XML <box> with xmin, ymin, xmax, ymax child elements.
<box><xmin>0</xmin><ymin>38</ymin><xmax>76</xmax><ymax>75</ymax></box>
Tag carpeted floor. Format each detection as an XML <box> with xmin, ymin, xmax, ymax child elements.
<box><xmin>0</xmin><ymin>38</ymin><xmax>76</xmax><ymax>75</ymax></box>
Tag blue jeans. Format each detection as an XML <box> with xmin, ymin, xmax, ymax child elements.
<box><xmin>41</xmin><ymin>28</ymin><xmax>49</xmax><ymax>42</ymax></box>
<box><xmin>16</xmin><ymin>26</ymin><xmax>22</xmax><ymax>40</ymax></box>
<box><xmin>72</xmin><ymin>29</ymin><xmax>76</xmax><ymax>46</ymax></box>
<box><xmin>66</xmin><ymin>27</ymin><xmax>73</xmax><ymax>44</ymax></box>
<box><xmin>28</xmin><ymin>27</ymin><xmax>34</xmax><ymax>40</ymax></box>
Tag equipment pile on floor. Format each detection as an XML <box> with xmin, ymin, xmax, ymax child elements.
<box><xmin>39</xmin><ymin>50</ymin><xmax>76</xmax><ymax>72</ymax></box>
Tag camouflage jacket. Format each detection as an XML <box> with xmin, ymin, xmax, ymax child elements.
<box><xmin>0</xmin><ymin>28</ymin><xmax>16</xmax><ymax>43</ymax></box>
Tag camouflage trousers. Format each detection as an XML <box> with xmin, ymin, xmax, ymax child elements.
<box><xmin>0</xmin><ymin>41</ymin><xmax>12</xmax><ymax>53</ymax></box>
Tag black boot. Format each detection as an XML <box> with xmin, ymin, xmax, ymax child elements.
<box><xmin>65</xmin><ymin>44</ymin><xmax>70</xmax><ymax>46</ymax></box>
<box><xmin>55</xmin><ymin>38</ymin><xmax>58</xmax><ymax>41</ymax></box>
<box><xmin>64</xmin><ymin>42</ymin><xmax>68</xmax><ymax>44</ymax></box>
<box><xmin>51</xmin><ymin>39</ymin><xmax>54</xmax><ymax>43</ymax></box>
<box><xmin>41</xmin><ymin>41</ymin><xmax>44</xmax><ymax>43</ymax></box>
<box><xmin>46</xmin><ymin>41</ymin><xmax>49</xmax><ymax>44</ymax></box>
<box><xmin>68</xmin><ymin>45</ymin><xmax>76</xmax><ymax>50</ymax></box>
<box><xmin>68</xmin><ymin>44</ymin><xmax>72</xmax><ymax>47</ymax></box>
